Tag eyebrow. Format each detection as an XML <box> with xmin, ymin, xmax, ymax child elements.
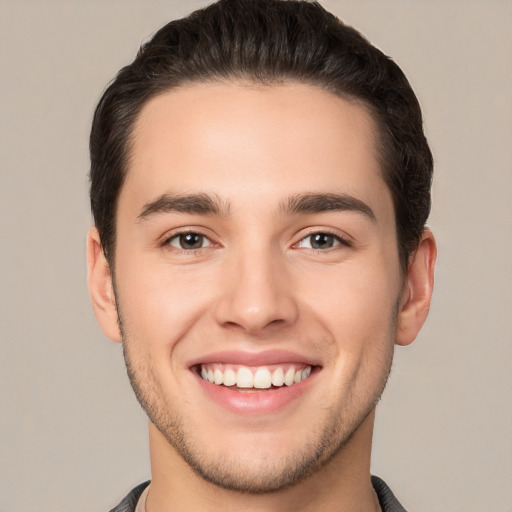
<box><xmin>138</xmin><ymin>193</ymin><xmax>230</xmax><ymax>220</ymax></box>
<box><xmin>280</xmin><ymin>193</ymin><xmax>376</xmax><ymax>222</ymax></box>
<box><xmin>137</xmin><ymin>191</ymin><xmax>376</xmax><ymax>222</ymax></box>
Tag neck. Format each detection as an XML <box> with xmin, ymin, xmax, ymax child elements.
<box><xmin>146</xmin><ymin>411</ymin><xmax>381</xmax><ymax>512</ymax></box>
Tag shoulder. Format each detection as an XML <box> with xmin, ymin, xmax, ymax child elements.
<box><xmin>107</xmin><ymin>481</ymin><xmax>150</xmax><ymax>512</ymax></box>
<box><xmin>371</xmin><ymin>475</ymin><xmax>409</xmax><ymax>512</ymax></box>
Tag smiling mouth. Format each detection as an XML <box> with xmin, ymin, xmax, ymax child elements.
<box><xmin>196</xmin><ymin>363</ymin><xmax>314</xmax><ymax>390</ymax></box>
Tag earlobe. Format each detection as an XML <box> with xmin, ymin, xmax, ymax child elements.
<box><xmin>396</xmin><ymin>229</ymin><xmax>437</xmax><ymax>346</ymax></box>
<box><xmin>87</xmin><ymin>227</ymin><xmax>122</xmax><ymax>343</ymax></box>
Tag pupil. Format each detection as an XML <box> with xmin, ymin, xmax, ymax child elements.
<box><xmin>311</xmin><ymin>233</ymin><xmax>333</xmax><ymax>249</ymax></box>
<box><xmin>180</xmin><ymin>233</ymin><xmax>203</xmax><ymax>249</ymax></box>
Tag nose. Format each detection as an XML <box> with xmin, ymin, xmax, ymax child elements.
<box><xmin>214</xmin><ymin>247</ymin><xmax>299</xmax><ymax>335</ymax></box>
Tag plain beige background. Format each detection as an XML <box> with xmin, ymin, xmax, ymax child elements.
<box><xmin>0</xmin><ymin>1</ymin><xmax>511</xmax><ymax>511</ymax></box>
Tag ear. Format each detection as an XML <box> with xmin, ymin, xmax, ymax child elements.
<box><xmin>396</xmin><ymin>229</ymin><xmax>437</xmax><ymax>346</ymax></box>
<box><xmin>87</xmin><ymin>227</ymin><xmax>122</xmax><ymax>343</ymax></box>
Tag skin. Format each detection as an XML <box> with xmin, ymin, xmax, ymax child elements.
<box><xmin>88</xmin><ymin>82</ymin><xmax>436</xmax><ymax>512</ymax></box>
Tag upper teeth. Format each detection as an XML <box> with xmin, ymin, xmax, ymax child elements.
<box><xmin>200</xmin><ymin>364</ymin><xmax>312</xmax><ymax>389</ymax></box>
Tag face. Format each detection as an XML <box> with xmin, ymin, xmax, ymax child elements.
<box><xmin>108</xmin><ymin>83</ymin><xmax>405</xmax><ymax>492</ymax></box>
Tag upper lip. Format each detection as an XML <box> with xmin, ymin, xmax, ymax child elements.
<box><xmin>187</xmin><ymin>349</ymin><xmax>322</xmax><ymax>368</ymax></box>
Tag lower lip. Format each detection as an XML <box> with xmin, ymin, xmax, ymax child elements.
<box><xmin>194</xmin><ymin>370</ymin><xmax>317</xmax><ymax>415</ymax></box>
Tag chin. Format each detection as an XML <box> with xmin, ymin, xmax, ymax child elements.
<box><xmin>147</xmin><ymin>389</ymin><xmax>379</xmax><ymax>495</ymax></box>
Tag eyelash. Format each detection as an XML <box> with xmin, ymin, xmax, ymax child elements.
<box><xmin>294</xmin><ymin>230</ymin><xmax>351</xmax><ymax>251</ymax></box>
<box><xmin>161</xmin><ymin>229</ymin><xmax>351</xmax><ymax>253</ymax></box>
<box><xmin>162</xmin><ymin>231</ymin><xmax>216</xmax><ymax>253</ymax></box>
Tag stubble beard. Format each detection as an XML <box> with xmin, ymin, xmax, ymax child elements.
<box><xmin>115</xmin><ymin>287</ymin><xmax>396</xmax><ymax>494</ymax></box>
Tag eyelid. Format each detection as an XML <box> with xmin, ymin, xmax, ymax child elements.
<box><xmin>158</xmin><ymin>226</ymin><xmax>353</xmax><ymax>251</ymax></box>
<box><xmin>160</xmin><ymin>227</ymin><xmax>219</xmax><ymax>249</ymax></box>
<box><xmin>293</xmin><ymin>228</ymin><xmax>353</xmax><ymax>250</ymax></box>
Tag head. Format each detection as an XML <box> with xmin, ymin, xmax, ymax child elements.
<box><xmin>90</xmin><ymin>0</ymin><xmax>432</xmax><ymax>273</ymax></box>
<box><xmin>88</xmin><ymin>0</ymin><xmax>435</xmax><ymax>497</ymax></box>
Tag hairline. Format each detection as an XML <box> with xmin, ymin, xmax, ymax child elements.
<box><xmin>104</xmin><ymin>76</ymin><xmax>405</xmax><ymax>273</ymax></box>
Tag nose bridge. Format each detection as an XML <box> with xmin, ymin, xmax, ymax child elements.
<box><xmin>215</xmin><ymin>240</ymin><xmax>297</xmax><ymax>333</ymax></box>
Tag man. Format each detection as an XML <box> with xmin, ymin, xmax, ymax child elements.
<box><xmin>87</xmin><ymin>0</ymin><xmax>436</xmax><ymax>510</ymax></box>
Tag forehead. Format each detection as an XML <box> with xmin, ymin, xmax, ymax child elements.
<box><xmin>121</xmin><ymin>82</ymin><xmax>391</xmax><ymax>220</ymax></box>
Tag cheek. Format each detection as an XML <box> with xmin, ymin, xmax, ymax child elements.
<box><xmin>299</xmin><ymin>258</ymin><xmax>400</xmax><ymax>357</ymax></box>
<box><xmin>114</xmin><ymin>258</ymin><xmax>215</xmax><ymax>347</ymax></box>
<box><xmin>304</xmin><ymin>265</ymin><xmax>398</xmax><ymax>406</ymax></box>
<box><xmin>309</xmin><ymin>256</ymin><xmax>398</xmax><ymax>305</ymax></box>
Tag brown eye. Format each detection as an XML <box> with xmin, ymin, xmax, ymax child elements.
<box><xmin>168</xmin><ymin>232</ymin><xmax>208</xmax><ymax>250</ymax></box>
<box><xmin>310</xmin><ymin>233</ymin><xmax>335</xmax><ymax>249</ymax></box>
<box><xmin>297</xmin><ymin>232</ymin><xmax>343</xmax><ymax>250</ymax></box>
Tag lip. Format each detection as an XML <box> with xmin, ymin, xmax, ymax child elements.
<box><xmin>188</xmin><ymin>350</ymin><xmax>321</xmax><ymax>416</ymax></box>
<box><xmin>187</xmin><ymin>349</ymin><xmax>321</xmax><ymax>368</ymax></box>
<box><xmin>193</xmin><ymin>367</ymin><xmax>318</xmax><ymax>415</ymax></box>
